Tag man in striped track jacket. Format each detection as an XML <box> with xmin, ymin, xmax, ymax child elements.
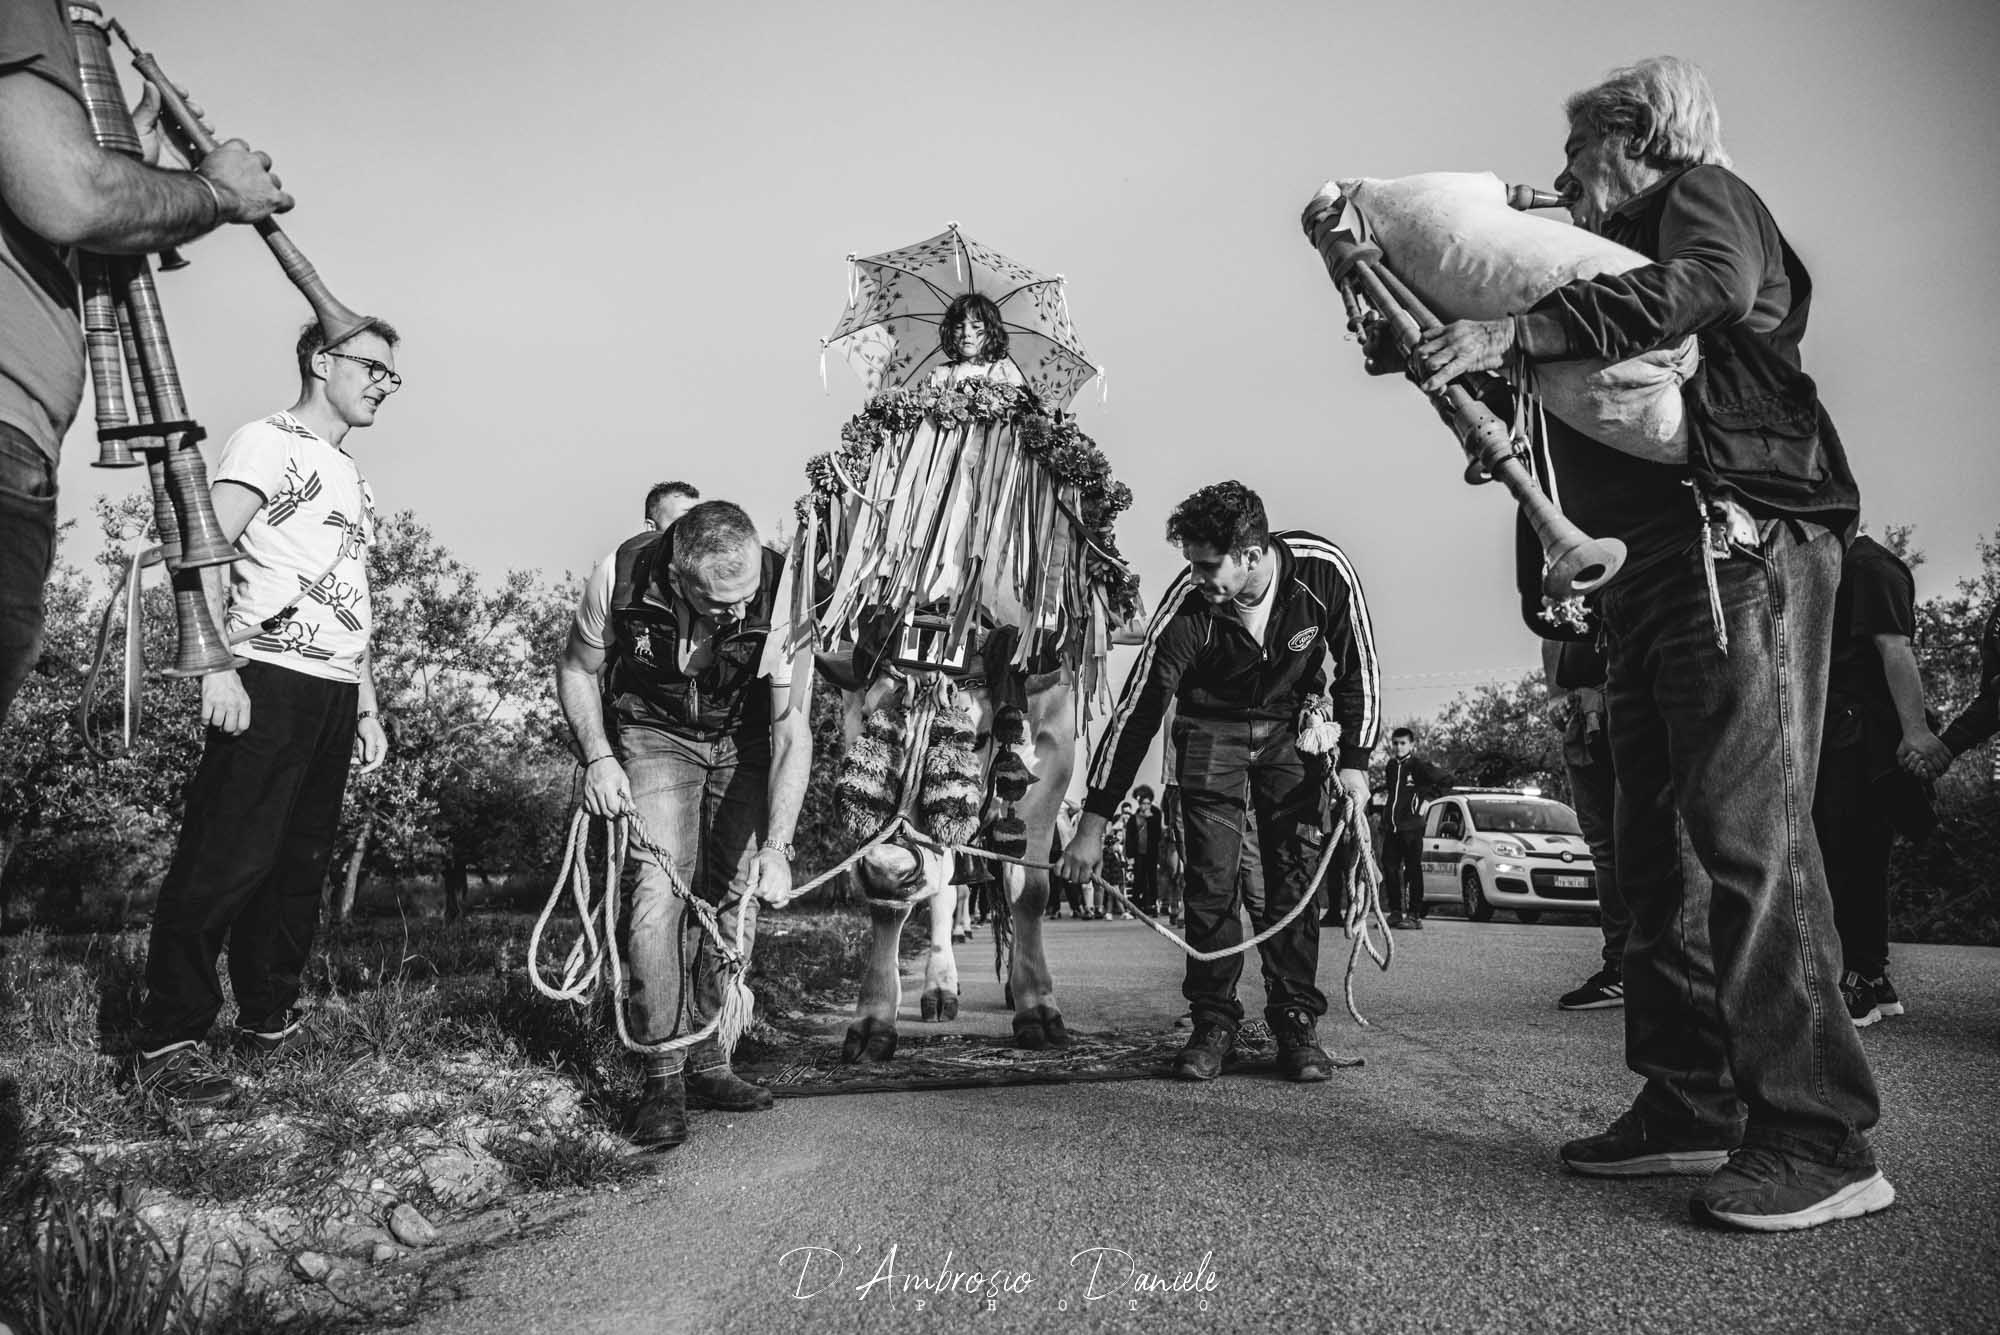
<box><xmin>1059</xmin><ymin>481</ymin><xmax>1380</xmax><ymax>1083</ymax></box>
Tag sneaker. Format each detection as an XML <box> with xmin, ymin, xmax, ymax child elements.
<box><xmin>1559</xmin><ymin>1110</ymin><xmax>1734</xmax><ymax>1178</ymax></box>
<box><xmin>1868</xmin><ymin>974</ymin><xmax>1905</xmax><ymax>1018</ymax></box>
<box><xmin>1173</xmin><ymin>1022</ymin><xmax>1236</xmax><ymax>1081</ymax></box>
<box><xmin>1689</xmin><ymin>1145</ymin><xmax>1895</xmax><ymax>1232</ymax></box>
<box><xmin>1406</xmin><ymin>916</ymin><xmax>1424</xmax><ymax>931</ymax></box>
<box><xmin>1271</xmin><ymin>1008</ymin><xmax>1333</xmax><ymax>1083</ymax></box>
<box><xmin>1841</xmin><ymin>971</ymin><xmax>1882</xmax><ymax>1028</ymax></box>
<box><xmin>235</xmin><ymin>1007</ymin><xmax>308</xmax><ymax>1057</ymax></box>
<box><xmin>685</xmin><ymin>1065</ymin><xmax>774</xmax><ymax>1111</ymax></box>
<box><xmin>630</xmin><ymin>1074</ymin><xmax>690</xmax><ymax>1148</ymax></box>
<box><xmin>132</xmin><ymin>1042</ymin><xmax>237</xmax><ymax>1108</ymax></box>
<box><xmin>1388</xmin><ymin>914</ymin><xmax>1413</xmax><ymax>930</ymax></box>
<box><xmin>1559</xmin><ymin>967</ymin><xmax>1626</xmax><ymax>1011</ymax></box>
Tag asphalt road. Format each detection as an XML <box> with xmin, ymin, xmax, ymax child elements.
<box><xmin>412</xmin><ymin>914</ymin><xmax>2000</xmax><ymax>1335</ymax></box>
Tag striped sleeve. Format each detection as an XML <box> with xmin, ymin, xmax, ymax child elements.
<box><xmin>1084</xmin><ymin>569</ymin><xmax>1197</xmax><ymax>818</ymax></box>
<box><xmin>1287</xmin><ymin>537</ymin><xmax>1381</xmax><ymax>771</ymax></box>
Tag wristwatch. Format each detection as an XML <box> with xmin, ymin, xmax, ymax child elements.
<box><xmin>761</xmin><ymin>839</ymin><xmax>795</xmax><ymax>861</ymax></box>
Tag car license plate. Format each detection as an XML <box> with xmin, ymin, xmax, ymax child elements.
<box><xmin>1555</xmin><ymin>875</ymin><xmax>1590</xmax><ymax>888</ymax></box>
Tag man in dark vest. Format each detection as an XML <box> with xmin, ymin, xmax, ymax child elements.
<box><xmin>556</xmin><ymin>500</ymin><xmax>812</xmax><ymax>1148</ymax></box>
<box><xmin>1417</xmin><ymin>56</ymin><xmax>1887</xmax><ymax>1232</ymax></box>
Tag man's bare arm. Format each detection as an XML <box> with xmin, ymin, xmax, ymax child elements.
<box><xmin>0</xmin><ymin>69</ymin><xmax>289</xmax><ymax>252</ymax></box>
<box><xmin>557</xmin><ymin>628</ymin><xmax>632</xmax><ymax>818</ymax></box>
<box><xmin>1875</xmin><ymin>633</ymin><xmax>1950</xmax><ymax>773</ymax></box>
<box><xmin>765</xmin><ymin>680</ymin><xmax>812</xmax><ymax>847</ymax></box>
<box><xmin>193</xmin><ymin>480</ymin><xmax>262</xmax><ymax>734</ymax></box>
<box><xmin>557</xmin><ymin>629</ymin><xmax>613</xmax><ymax>762</ymax></box>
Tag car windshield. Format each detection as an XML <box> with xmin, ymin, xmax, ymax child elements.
<box><xmin>1467</xmin><ymin>799</ymin><xmax>1581</xmax><ymax>836</ymax></box>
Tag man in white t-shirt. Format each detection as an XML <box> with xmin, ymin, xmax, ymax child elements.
<box><xmin>133</xmin><ymin>318</ymin><xmax>401</xmax><ymax>1106</ymax></box>
<box><xmin>556</xmin><ymin>500</ymin><xmax>813</xmax><ymax>1148</ymax></box>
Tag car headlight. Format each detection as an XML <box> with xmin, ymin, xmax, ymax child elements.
<box><xmin>1489</xmin><ymin>839</ymin><xmax>1525</xmax><ymax>858</ymax></box>
<box><xmin>1495</xmin><ymin>862</ymin><xmax>1522</xmax><ymax>874</ymax></box>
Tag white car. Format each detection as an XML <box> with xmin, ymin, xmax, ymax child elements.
<box><xmin>1416</xmin><ymin>790</ymin><xmax>1598</xmax><ymax>924</ymax></box>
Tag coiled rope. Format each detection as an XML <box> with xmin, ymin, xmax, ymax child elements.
<box><xmin>529</xmin><ymin>792</ymin><xmax>1394</xmax><ymax>1052</ymax></box>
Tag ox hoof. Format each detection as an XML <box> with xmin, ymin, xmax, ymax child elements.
<box><xmin>840</xmin><ymin>1017</ymin><xmax>899</xmax><ymax>1064</ymax></box>
<box><xmin>920</xmin><ymin>987</ymin><xmax>960</xmax><ymax>1023</ymax></box>
<box><xmin>1011</xmin><ymin>1006</ymin><xmax>1071</xmax><ymax>1051</ymax></box>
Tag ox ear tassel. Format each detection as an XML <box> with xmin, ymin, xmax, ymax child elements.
<box><xmin>992</xmin><ymin>748</ymin><xmax>1034</xmax><ymax>803</ymax></box>
<box><xmin>992</xmin><ymin>705</ymin><xmax>1028</xmax><ymax>746</ymax></box>
<box><xmin>988</xmin><ymin>813</ymin><xmax>1028</xmax><ymax>858</ymax></box>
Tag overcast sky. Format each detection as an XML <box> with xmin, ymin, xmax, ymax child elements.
<box><xmin>55</xmin><ymin>0</ymin><xmax>1999</xmax><ymax>730</ymax></box>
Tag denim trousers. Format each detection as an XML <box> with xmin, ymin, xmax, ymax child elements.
<box><xmin>1562</xmin><ymin>701</ymin><xmax>1629</xmax><ymax>967</ymax></box>
<box><xmin>138</xmin><ymin>663</ymin><xmax>358</xmax><ymax>1049</ymax></box>
<box><xmin>618</xmin><ymin>725</ymin><xmax>767</xmax><ymax>1070</ymax></box>
<box><xmin>0</xmin><ymin>425</ymin><xmax>57</xmax><ymax>727</ymax></box>
<box><xmin>1175</xmin><ymin>716</ymin><xmax>1328</xmax><ymax>1027</ymax></box>
<box><xmin>1600</xmin><ymin>520</ymin><xmax>1879</xmax><ymax>1168</ymax></box>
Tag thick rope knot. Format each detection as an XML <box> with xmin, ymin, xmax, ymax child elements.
<box><xmin>529</xmin><ymin>810</ymin><xmax>757</xmax><ymax>1057</ymax></box>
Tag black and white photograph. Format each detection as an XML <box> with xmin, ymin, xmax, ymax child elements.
<box><xmin>1</xmin><ymin>0</ymin><xmax>1995</xmax><ymax>1331</ymax></box>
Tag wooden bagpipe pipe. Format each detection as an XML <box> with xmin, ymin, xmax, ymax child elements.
<box><xmin>1299</xmin><ymin>183</ymin><xmax>1626</xmax><ymax>604</ymax></box>
<box><xmin>70</xmin><ymin>1</ymin><xmax>378</xmax><ymax>753</ymax></box>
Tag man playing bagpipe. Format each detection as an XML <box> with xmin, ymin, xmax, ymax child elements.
<box><xmin>0</xmin><ymin>0</ymin><xmax>288</xmax><ymax>728</ymax></box>
<box><xmin>1059</xmin><ymin>481</ymin><xmax>1380</xmax><ymax>1084</ymax></box>
<box><xmin>1416</xmin><ymin>56</ymin><xmax>1888</xmax><ymax>1233</ymax></box>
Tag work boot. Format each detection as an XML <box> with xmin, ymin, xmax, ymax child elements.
<box><xmin>1271</xmin><ymin>1007</ymin><xmax>1334</xmax><ymax>1083</ymax></box>
<box><xmin>685</xmin><ymin>1064</ymin><xmax>774</xmax><ymax>1111</ymax></box>
<box><xmin>630</xmin><ymin>1074</ymin><xmax>690</xmax><ymax>1148</ymax></box>
<box><xmin>131</xmin><ymin>1042</ymin><xmax>236</xmax><ymax>1108</ymax></box>
<box><xmin>1173</xmin><ymin>1021</ymin><xmax>1236</xmax><ymax>1081</ymax></box>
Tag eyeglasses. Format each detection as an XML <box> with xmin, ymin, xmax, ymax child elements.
<box><xmin>325</xmin><ymin>351</ymin><xmax>403</xmax><ymax>388</ymax></box>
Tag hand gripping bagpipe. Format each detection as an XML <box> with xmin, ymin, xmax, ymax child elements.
<box><xmin>70</xmin><ymin>2</ymin><xmax>378</xmax><ymax>754</ymax></box>
<box><xmin>1299</xmin><ymin>185</ymin><xmax>1625</xmax><ymax>602</ymax></box>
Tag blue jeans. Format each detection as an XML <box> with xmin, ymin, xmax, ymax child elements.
<box><xmin>0</xmin><ymin>425</ymin><xmax>57</xmax><ymax>728</ymax></box>
<box><xmin>618</xmin><ymin>726</ymin><xmax>767</xmax><ymax>1069</ymax></box>
<box><xmin>1600</xmin><ymin>519</ymin><xmax>1878</xmax><ymax>1168</ymax></box>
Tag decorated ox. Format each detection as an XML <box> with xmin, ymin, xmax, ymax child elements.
<box><xmin>788</xmin><ymin>377</ymin><xmax>1137</xmax><ymax>1064</ymax></box>
<box><xmin>835</xmin><ymin>667</ymin><xmax>1076</xmax><ymax>1060</ymax></box>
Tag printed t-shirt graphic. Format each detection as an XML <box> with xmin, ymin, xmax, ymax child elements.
<box><xmin>213</xmin><ymin>411</ymin><xmax>375</xmax><ymax>683</ymax></box>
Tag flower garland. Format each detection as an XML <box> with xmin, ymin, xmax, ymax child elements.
<box><xmin>800</xmin><ymin>383</ymin><xmax>1142</xmax><ymax>618</ymax></box>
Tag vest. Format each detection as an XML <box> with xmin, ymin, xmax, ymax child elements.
<box><xmin>602</xmin><ymin>530</ymin><xmax>783</xmax><ymax>741</ymax></box>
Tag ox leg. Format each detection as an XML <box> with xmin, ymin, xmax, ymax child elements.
<box><xmin>1005</xmin><ymin>683</ymin><xmax>1075</xmax><ymax>1050</ymax></box>
<box><xmin>921</xmin><ymin>864</ymin><xmax>961</xmax><ymax>1022</ymax></box>
<box><xmin>843</xmin><ymin>898</ymin><xmax>911</xmax><ymax>1063</ymax></box>
<box><xmin>843</xmin><ymin>844</ymin><xmax>943</xmax><ymax>1064</ymax></box>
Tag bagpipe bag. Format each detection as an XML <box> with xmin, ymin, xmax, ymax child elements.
<box><xmin>1337</xmin><ymin>172</ymin><xmax>1693</xmax><ymax>461</ymax></box>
